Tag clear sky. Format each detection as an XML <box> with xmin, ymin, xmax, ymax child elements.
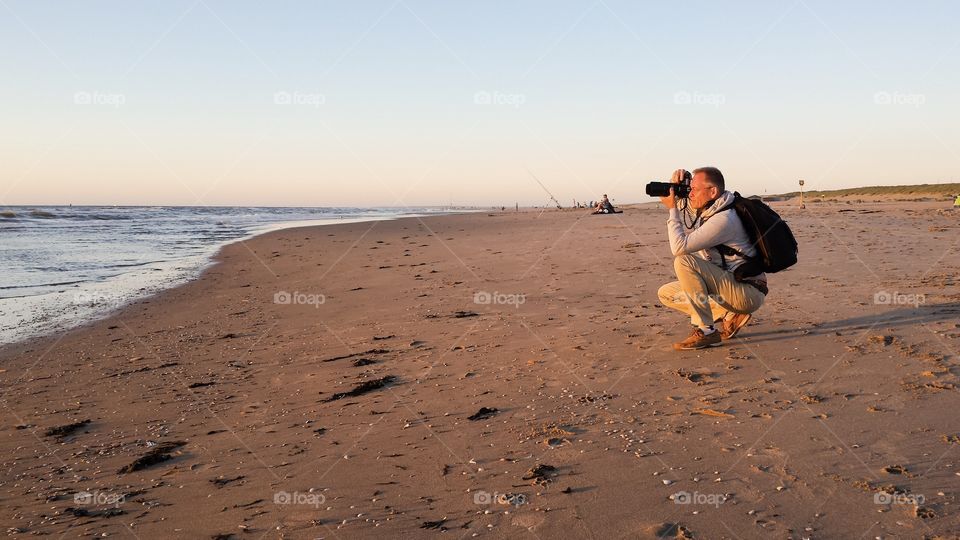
<box><xmin>2</xmin><ymin>0</ymin><xmax>958</xmax><ymax>207</ymax></box>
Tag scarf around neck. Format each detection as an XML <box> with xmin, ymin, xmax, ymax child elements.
<box><xmin>695</xmin><ymin>190</ymin><xmax>735</xmax><ymax>224</ymax></box>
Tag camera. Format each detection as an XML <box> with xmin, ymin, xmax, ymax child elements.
<box><xmin>646</xmin><ymin>170</ymin><xmax>692</xmax><ymax>198</ymax></box>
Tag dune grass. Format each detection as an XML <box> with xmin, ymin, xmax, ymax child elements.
<box><xmin>780</xmin><ymin>183</ymin><xmax>960</xmax><ymax>199</ymax></box>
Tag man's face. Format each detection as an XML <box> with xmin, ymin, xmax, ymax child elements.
<box><xmin>688</xmin><ymin>172</ymin><xmax>719</xmax><ymax>210</ymax></box>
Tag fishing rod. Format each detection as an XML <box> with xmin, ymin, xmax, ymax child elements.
<box><xmin>526</xmin><ymin>168</ymin><xmax>562</xmax><ymax>209</ymax></box>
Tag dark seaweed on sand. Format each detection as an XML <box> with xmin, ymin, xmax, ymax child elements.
<box><xmin>44</xmin><ymin>419</ymin><xmax>91</xmax><ymax>440</ymax></box>
<box><xmin>467</xmin><ymin>407</ymin><xmax>498</xmax><ymax>421</ymax></box>
<box><xmin>352</xmin><ymin>358</ymin><xmax>377</xmax><ymax>367</ymax></box>
<box><xmin>66</xmin><ymin>507</ymin><xmax>125</xmax><ymax>518</ymax></box>
<box><xmin>420</xmin><ymin>519</ymin><xmax>448</xmax><ymax>530</ymax></box>
<box><xmin>118</xmin><ymin>441</ymin><xmax>187</xmax><ymax>474</ymax></box>
<box><xmin>324</xmin><ymin>376</ymin><xmax>396</xmax><ymax>402</ymax></box>
<box><xmin>210</xmin><ymin>475</ymin><xmax>245</xmax><ymax>488</ymax></box>
<box><xmin>322</xmin><ymin>349</ymin><xmax>390</xmax><ymax>363</ymax></box>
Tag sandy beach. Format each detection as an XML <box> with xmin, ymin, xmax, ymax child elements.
<box><xmin>2</xmin><ymin>201</ymin><xmax>959</xmax><ymax>539</ymax></box>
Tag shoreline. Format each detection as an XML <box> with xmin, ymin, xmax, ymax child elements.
<box><xmin>0</xmin><ymin>212</ymin><xmax>466</xmax><ymax>348</ymax></box>
<box><xmin>2</xmin><ymin>203</ymin><xmax>959</xmax><ymax>538</ymax></box>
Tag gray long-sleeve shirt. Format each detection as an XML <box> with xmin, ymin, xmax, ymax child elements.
<box><xmin>667</xmin><ymin>190</ymin><xmax>764</xmax><ymax>278</ymax></box>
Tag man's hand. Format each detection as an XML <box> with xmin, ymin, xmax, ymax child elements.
<box><xmin>670</xmin><ymin>168</ymin><xmax>688</xmax><ymax>185</ymax></box>
<box><xmin>660</xmin><ymin>168</ymin><xmax>686</xmax><ymax>209</ymax></box>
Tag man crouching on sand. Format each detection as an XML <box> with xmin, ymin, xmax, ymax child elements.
<box><xmin>657</xmin><ymin>167</ymin><xmax>767</xmax><ymax>350</ymax></box>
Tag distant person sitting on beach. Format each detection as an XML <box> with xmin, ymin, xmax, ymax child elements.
<box><xmin>592</xmin><ymin>194</ymin><xmax>617</xmax><ymax>214</ymax></box>
<box><xmin>954</xmin><ymin>194</ymin><xmax>960</xmax><ymax>207</ymax></box>
<box><xmin>656</xmin><ymin>167</ymin><xmax>767</xmax><ymax>350</ymax></box>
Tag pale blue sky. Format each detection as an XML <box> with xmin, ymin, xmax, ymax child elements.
<box><xmin>2</xmin><ymin>1</ymin><xmax>958</xmax><ymax>206</ymax></box>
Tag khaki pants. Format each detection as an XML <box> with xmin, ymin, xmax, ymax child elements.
<box><xmin>657</xmin><ymin>254</ymin><xmax>765</xmax><ymax>327</ymax></box>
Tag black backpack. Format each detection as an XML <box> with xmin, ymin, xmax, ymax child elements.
<box><xmin>714</xmin><ymin>192</ymin><xmax>798</xmax><ymax>280</ymax></box>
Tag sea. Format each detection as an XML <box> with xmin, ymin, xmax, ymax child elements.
<box><xmin>0</xmin><ymin>205</ymin><xmax>463</xmax><ymax>346</ymax></box>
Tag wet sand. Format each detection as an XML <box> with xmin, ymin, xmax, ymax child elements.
<box><xmin>1</xmin><ymin>201</ymin><xmax>959</xmax><ymax>539</ymax></box>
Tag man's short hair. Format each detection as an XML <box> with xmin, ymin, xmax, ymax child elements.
<box><xmin>693</xmin><ymin>167</ymin><xmax>725</xmax><ymax>192</ymax></box>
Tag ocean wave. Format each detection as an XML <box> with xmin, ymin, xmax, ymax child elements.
<box><xmin>0</xmin><ymin>279</ymin><xmax>87</xmax><ymax>290</ymax></box>
<box><xmin>53</xmin><ymin>213</ymin><xmax>133</xmax><ymax>221</ymax></box>
<box><xmin>5</xmin><ymin>209</ymin><xmax>139</xmax><ymax>221</ymax></box>
<box><xmin>103</xmin><ymin>260</ymin><xmax>167</xmax><ymax>269</ymax></box>
<box><xmin>85</xmin><ymin>214</ymin><xmax>133</xmax><ymax>220</ymax></box>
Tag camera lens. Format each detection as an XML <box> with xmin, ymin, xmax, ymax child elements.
<box><xmin>645</xmin><ymin>181</ymin><xmax>690</xmax><ymax>198</ymax></box>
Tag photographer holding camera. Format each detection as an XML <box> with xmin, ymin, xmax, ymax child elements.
<box><xmin>654</xmin><ymin>167</ymin><xmax>768</xmax><ymax>350</ymax></box>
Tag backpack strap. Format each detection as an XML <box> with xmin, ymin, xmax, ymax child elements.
<box><xmin>718</xmin><ymin>244</ymin><xmax>751</xmax><ymax>259</ymax></box>
<box><xmin>716</xmin><ymin>244</ymin><xmax>756</xmax><ymax>271</ymax></box>
<box><xmin>712</xmin><ymin>192</ymin><xmax>740</xmax><ymax>215</ymax></box>
<box><xmin>714</xmin><ymin>203</ymin><xmax>736</xmax><ymax>214</ymax></box>
<box><xmin>711</xmin><ymin>195</ymin><xmax>756</xmax><ymax>269</ymax></box>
